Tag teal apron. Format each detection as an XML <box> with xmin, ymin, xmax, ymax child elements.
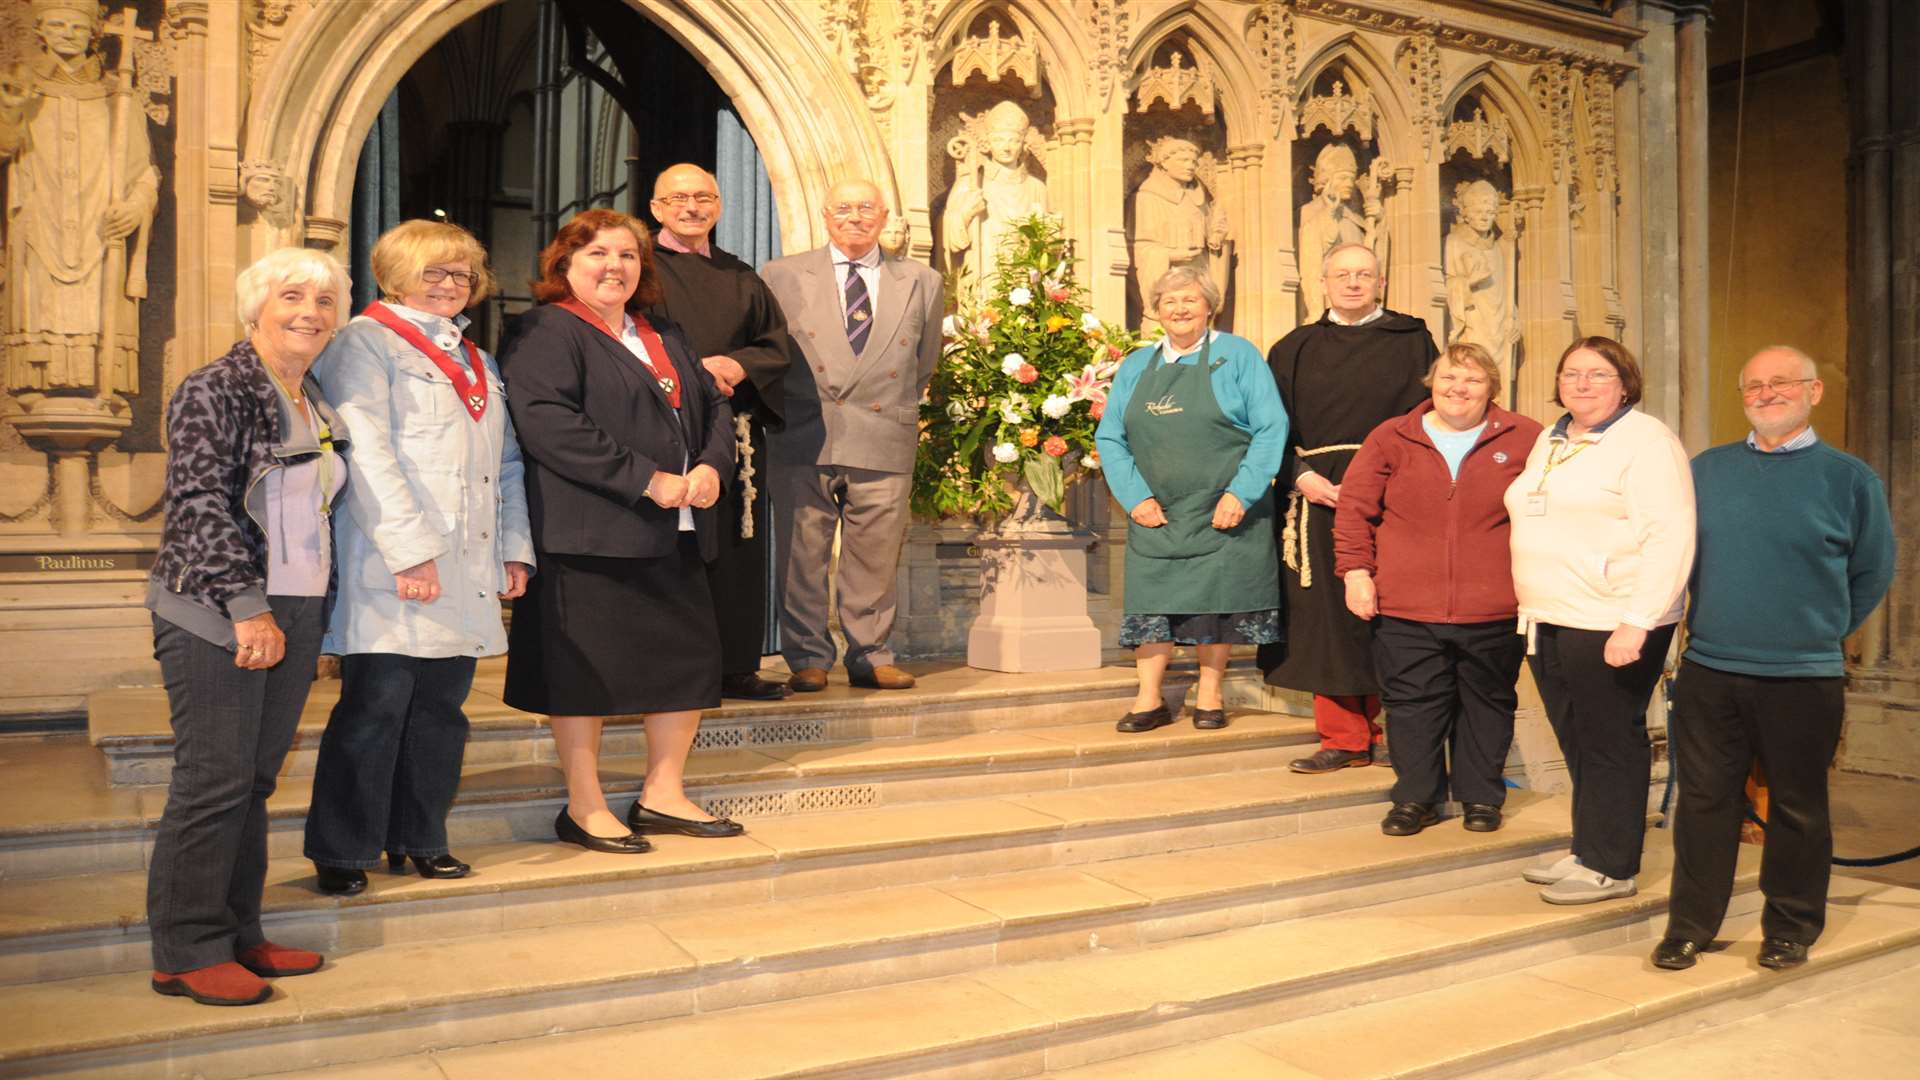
<box><xmin>1120</xmin><ymin>336</ymin><xmax>1280</xmax><ymax>615</ymax></box>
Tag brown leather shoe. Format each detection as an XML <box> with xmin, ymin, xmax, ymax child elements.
<box><xmin>788</xmin><ymin>667</ymin><xmax>829</xmax><ymax>693</ymax></box>
<box><xmin>849</xmin><ymin>664</ymin><xmax>916</xmax><ymax>690</ymax></box>
<box><xmin>151</xmin><ymin>962</ymin><xmax>271</xmax><ymax>1006</ymax></box>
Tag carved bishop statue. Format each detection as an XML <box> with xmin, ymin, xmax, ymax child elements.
<box><xmin>942</xmin><ymin>100</ymin><xmax>1048</xmax><ymax>292</ymax></box>
<box><xmin>0</xmin><ymin>0</ymin><xmax>158</xmax><ymax>401</ymax></box>
<box><xmin>1130</xmin><ymin>137</ymin><xmax>1230</xmax><ymax>324</ymax></box>
<box><xmin>1296</xmin><ymin>142</ymin><xmax>1388</xmax><ymax>317</ymax></box>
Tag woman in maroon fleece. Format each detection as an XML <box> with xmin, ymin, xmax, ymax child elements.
<box><xmin>1333</xmin><ymin>343</ymin><xmax>1542</xmax><ymax>836</ymax></box>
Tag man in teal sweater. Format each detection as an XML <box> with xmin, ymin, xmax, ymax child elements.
<box><xmin>1653</xmin><ymin>346</ymin><xmax>1896</xmax><ymax>974</ymax></box>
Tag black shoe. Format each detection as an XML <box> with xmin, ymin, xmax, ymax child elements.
<box><xmin>1758</xmin><ymin>938</ymin><xmax>1809</xmax><ymax>970</ymax></box>
<box><xmin>313</xmin><ymin>865</ymin><xmax>367</xmax><ymax>896</ymax></box>
<box><xmin>1651</xmin><ymin>937</ymin><xmax>1704</xmax><ymax>970</ymax></box>
<box><xmin>721</xmin><ymin>672</ymin><xmax>791</xmax><ymax>701</ymax></box>
<box><xmin>627</xmin><ymin>801</ymin><xmax>745</xmax><ymax>838</ymax></box>
<box><xmin>1462</xmin><ymin>803</ymin><xmax>1503</xmax><ymax>832</ymax></box>
<box><xmin>1116</xmin><ymin>704</ymin><xmax>1173</xmax><ymax>733</ymax></box>
<box><xmin>1290</xmin><ymin>747</ymin><xmax>1373</xmax><ymax>774</ymax></box>
<box><xmin>386</xmin><ymin>852</ymin><xmax>471</xmax><ymax>879</ymax></box>
<box><xmin>1191</xmin><ymin>708</ymin><xmax>1229</xmax><ymax>730</ymax></box>
<box><xmin>1380</xmin><ymin>802</ymin><xmax>1440</xmax><ymax>836</ymax></box>
<box><xmin>553</xmin><ymin>807</ymin><xmax>653</xmax><ymax>854</ymax></box>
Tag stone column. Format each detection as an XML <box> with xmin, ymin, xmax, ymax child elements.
<box><xmin>1226</xmin><ymin>144</ymin><xmax>1264</xmax><ymax>345</ymax></box>
<box><xmin>1089</xmin><ymin>100</ymin><xmax>1128</xmax><ymax>321</ymax></box>
<box><xmin>1673</xmin><ymin>3</ymin><xmax>1714</xmax><ymax>451</ymax></box>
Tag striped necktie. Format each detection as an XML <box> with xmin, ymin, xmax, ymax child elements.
<box><xmin>842</xmin><ymin>261</ymin><xmax>872</xmax><ymax>356</ymax></box>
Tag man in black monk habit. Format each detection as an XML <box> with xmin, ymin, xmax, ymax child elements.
<box><xmin>646</xmin><ymin>164</ymin><xmax>795</xmax><ymax>700</ymax></box>
<box><xmin>1261</xmin><ymin>242</ymin><xmax>1437</xmax><ymax>772</ymax></box>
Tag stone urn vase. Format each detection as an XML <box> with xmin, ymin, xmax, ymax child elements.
<box><xmin>966</xmin><ymin>484</ymin><xmax>1104</xmax><ymax>672</ymax></box>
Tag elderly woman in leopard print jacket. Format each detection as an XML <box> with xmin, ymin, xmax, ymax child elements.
<box><xmin>141</xmin><ymin>248</ymin><xmax>353</xmax><ymax>1008</ymax></box>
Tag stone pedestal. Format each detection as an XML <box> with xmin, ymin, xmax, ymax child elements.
<box><xmin>9</xmin><ymin>395</ymin><xmax>133</xmax><ymax>537</ymax></box>
<box><xmin>967</xmin><ymin>495</ymin><xmax>1103</xmax><ymax>674</ymax></box>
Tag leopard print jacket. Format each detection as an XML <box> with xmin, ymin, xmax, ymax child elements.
<box><xmin>147</xmin><ymin>339</ymin><xmax>351</xmax><ymax>644</ymax></box>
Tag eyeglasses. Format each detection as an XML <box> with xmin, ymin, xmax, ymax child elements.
<box><xmin>1558</xmin><ymin>370</ymin><xmax>1619</xmax><ymax>386</ymax></box>
<box><xmin>1738</xmin><ymin>377</ymin><xmax>1815</xmax><ymax>398</ymax></box>
<box><xmin>655</xmin><ymin>192</ymin><xmax>718</xmax><ymax>208</ymax></box>
<box><xmin>828</xmin><ymin>202</ymin><xmax>883</xmax><ymax>221</ymax></box>
<box><xmin>1326</xmin><ymin>270</ymin><xmax>1377</xmax><ymax>284</ymax></box>
<box><xmin>420</xmin><ymin>267</ymin><xmax>480</xmax><ymax>288</ymax></box>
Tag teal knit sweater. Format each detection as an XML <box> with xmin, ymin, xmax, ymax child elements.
<box><xmin>1684</xmin><ymin>438</ymin><xmax>1896</xmax><ymax>677</ymax></box>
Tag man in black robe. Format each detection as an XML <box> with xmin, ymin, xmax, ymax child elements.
<box><xmin>1262</xmin><ymin>243</ymin><xmax>1437</xmax><ymax>771</ymax></box>
<box><xmin>646</xmin><ymin>163</ymin><xmax>795</xmax><ymax>699</ymax></box>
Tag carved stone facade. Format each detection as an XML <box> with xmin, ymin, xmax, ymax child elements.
<box><xmin>0</xmin><ymin>0</ymin><xmax>1769</xmax><ymax>717</ymax></box>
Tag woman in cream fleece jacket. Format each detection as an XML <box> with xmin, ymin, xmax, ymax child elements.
<box><xmin>1504</xmin><ymin>337</ymin><xmax>1695</xmax><ymax>906</ymax></box>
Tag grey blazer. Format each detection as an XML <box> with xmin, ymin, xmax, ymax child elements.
<box><xmin>761</xmin><ymin>246</ymin><xmax>944</xmax><ymax>474</ymax></box>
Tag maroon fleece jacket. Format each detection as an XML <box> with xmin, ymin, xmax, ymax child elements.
<box><xmin>1332</xmin><ymin>400</ymin><xmax>1544</xmax><ymax>624</ymax></box>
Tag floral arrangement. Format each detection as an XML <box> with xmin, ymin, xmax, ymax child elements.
<box><xmin>913</xmin><ymin>215</ymin><xmax>1142</xmax><ymax>520</ymax></box>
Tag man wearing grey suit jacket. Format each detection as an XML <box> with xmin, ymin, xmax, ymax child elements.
<box><xmin>762</xmin><ymin>179</ymin><xmax>945</xmax><ymax>692</ymax></box>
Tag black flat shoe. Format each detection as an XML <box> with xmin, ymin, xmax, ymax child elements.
<box><xmin>313</xmin><ymin>865</ymin><xmax>367</xmax><ymax>896</ymax></box>
<box><xmin>1191</xmin><ymin>708</ymin><xmax>1229</xmax><ymax>730</ymax></box>
<box><xmin>627</xmin><ymin>801</ymin><xmax>745</xmax><ymax>838</ymax></box>
<box><xmin>1462</xmin><ymin>803</ymin><xmax>1503</xmax><ymax>832</ymax></box>
<box><xmin>1116</xmin><ymin>705</ymin><xmax>1173</xmax><ymax>733</ymax></box>
<box><xmin>1651</xmin><ymin>937</ymin><xmax>1704</xmax><ymax>970</ymax></box>
<box><xmin>1380</xmin><ymin>801</ymin><xmax>1440</xmax><ymax>836</ymax></box>
<box><xmin>721</xmin><ymin>673</ymin><xmax>791</xmax><ymax>701</ymax></box>
<box><xmin>553</xmin><ymin>807</ymin><xmax>653</xmax><ymax>854</ymax></box>
<box><xmin>1758</xmin><ymin>938</ymin><xmax>1809</xmax><ymax>970</ymax></box>
<box><xmin>387</xmin><ymin>852</ymin><xmax>470</xmax><ymax>879</ymax></box>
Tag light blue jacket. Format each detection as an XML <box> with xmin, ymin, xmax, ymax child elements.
<box><xmin>313</xmin><ymin>305</ymin><xmax>535</xmax><ymax>658</ymax></box>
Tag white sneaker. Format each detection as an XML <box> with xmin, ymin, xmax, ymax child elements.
<box><xmin>1540</xmin><ymin>866</ymin><xmax>1637</xmax><ymax>905</ymax></box>
<box><xmin>1522</xmin><ymin>852</ymin><xmax>1581</xmax><ymax>885</ymax></box>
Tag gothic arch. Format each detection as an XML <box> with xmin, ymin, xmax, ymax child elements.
<box><xmin>1122</xmin><ymin>3</ymin><xmax>1264</xmax><ymax>136</ymax></box>
<box><xmin>1293</xmin><ymin>32</ymin><xmax>1418</xmax><ymax>168</ymax></box>
<box><xmin>240</xmin><ymin>0</ymin><xmax>893</xmax><ymax>257</ymax></box>
<box><xmin>1441</xmin><ymin>62</ymin><xmax>1551</xmax><ymax>187</ymax></box>
<box><xmin>928</xmin><ymin>0</ymin><xmax>1094</xmax><ymax>118</ymax></box>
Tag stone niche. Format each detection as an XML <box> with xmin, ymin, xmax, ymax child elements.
<box><xmin>1439</xmin><ymin>92</ymin><xmax>1521</xmax><ymax>401</ymax></box>
<box><xmin>1123</xmin><ymin>33</ymin><xmax>1234</xmax><ymax>330</ymax></box>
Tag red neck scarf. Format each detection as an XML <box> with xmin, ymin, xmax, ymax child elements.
<box><xmin>362</xmin><ymin>301</ymin><xmax>489</xmax><ymax>421</ymax></box>
<box><xmin>554</xmin><ymin>297</ymin><xmax>681</xmax><ymax>408</ymax></box>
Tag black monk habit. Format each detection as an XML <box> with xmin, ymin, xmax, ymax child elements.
<box><xmin>1258</xmin><ymin>309</ymin><xmax>1437</xmax><ymax>696</ymax></box>
<box><xmin>648</xmin><ymin>245</ymin><xmax>794</xmax><ymax>672</ymax></box>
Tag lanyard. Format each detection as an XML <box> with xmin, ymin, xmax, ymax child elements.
<box><xmin>1533</xmin><ymin>437</ymin><xmax>1593</xmax><ymax>494</ymax></box>
<box><xmin>362</xmin><ymin>301</ymin><xmax>489</xmax><ymax>421</ymax></box>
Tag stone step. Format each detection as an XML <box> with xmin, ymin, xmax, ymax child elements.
<box><xmin>49</xmin><ymin>838</ymin><xmax>1863</xmax><ymax>1080</ymax></box>
<box><xmin>0</xmin><ymin>757</ymin><xmax>1426</xmax><ymax>986</ymax></box>
<box><xmin>1047</xmin><ymin>873</ymin><xmax>1920</xmax><ymax>1079</ymax></box>
<box><xmin>88</xmin><ymin>660</ymin><xmax>1300</xmax><ymax>785</ymax></box>
<box><xmin>1</xmin><ymin>710</ymin><xmax>1322</xmax><ymax>882</ymax></box>
<box><xmin>0</xmin><ymin>820</ymin><xmax>1749</xmax><ymax>1079</ymax></box>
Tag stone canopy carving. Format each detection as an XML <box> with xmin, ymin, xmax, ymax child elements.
<box><xmin>950</xmin><ymin>19</ymin><xmax>1038</xmax><ymax>94</ymax></box>
<box><xmin>1444</xmin><ymin>179</ymin><xmax>1520</xmax><ymax>378</ymax></box>
<box><xmin>1446</xmin><ymin>108</ymin><xmax>1512</xmax><ymax>165</ymax></box>
<box><xmin>1299</xmin><ymin>80</ymin><xmax>1375</xmax><ymax>141</ymax></box>
<box><xmin>1134</xmin><ymin>52</ymin><xmax>1216</xmax><ymax>120</ymax></box>
<box><xmin>942</xmin><ymin>99</ymin><xmax>1049</xmax><ymax>292</ymax></box>
<box><xmin>1130</xmin><ymin>137</ymin><xmax>1230</xmax><ymax>323</ymax></box>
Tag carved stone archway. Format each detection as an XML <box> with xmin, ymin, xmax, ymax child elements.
<box><xmin>240</xmin><ymin>0</ymin><xmax>891</xmax><ymax>263</ymax></box>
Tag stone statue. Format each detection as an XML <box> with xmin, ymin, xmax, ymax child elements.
<box><xmin>1296</xmin><ymin>142</ymin><xmax>1388</xmax><ymax>317</ymax></box>
<box><xmin>942</xmin><ymin>99</ymin><xmax>1047</xmax><ymax>292</ymax></box>
<box><xmin>1130</xmin><ymin>137</ymin><xmax>1230</xmax><ymax>325</ymax></box>
<box><xmin>0</xmin><ymin>1</ymin><xmax>158</xmax><ymax>400</ymax></box>
<box><xmin>1444</xmin><ymin>180</ymin><xmax>1520</xmax><ymax>377</ymax></box>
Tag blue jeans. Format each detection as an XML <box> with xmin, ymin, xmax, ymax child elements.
<box><xmin>303</xmin><ymin>653</ymin><xmax>476</xmax><ymax>869</ymax></box>
<box><xmin>147</xmin><ymin>596</ymin><xmax>326</xmax><ymax>973</ymax></box>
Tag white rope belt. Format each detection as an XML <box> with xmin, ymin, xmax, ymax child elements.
<box><xmin>734</xmin><ymin>413</ymin><xmax>758</xmax><ymax>539</ymax></box>
<box><xmin>1280</xmin><ymin>443</ymin><xmax>1362</xmax><ymax>588</ymax></box>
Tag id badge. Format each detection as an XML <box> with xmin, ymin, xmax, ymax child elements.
<box><xmin>1524</xmin><ymin>492</ymin><xmax>1548</xmax><ymax>517</ymax></box>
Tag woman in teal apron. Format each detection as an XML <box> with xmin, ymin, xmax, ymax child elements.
<box><xmin>1094</xmin><ymin>268</ymin><xmax>1289</xmax><ymax>732</ymax></box>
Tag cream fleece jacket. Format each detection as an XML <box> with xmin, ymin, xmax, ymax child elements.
<box><xmin>1503</xmin><ymin>408</ymin><xmax>1696</xmax><ymax>633</ymax></box>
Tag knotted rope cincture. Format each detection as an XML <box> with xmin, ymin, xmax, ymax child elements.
<box><xmin>1280</xmin><ymin>444</ymin><xmax>1361</xmax><ymax>588</ymax></box>
<box><xmin>735</xmin><ymin>413</ymin><xmax>757</xmax><ymax>539</ymax></box>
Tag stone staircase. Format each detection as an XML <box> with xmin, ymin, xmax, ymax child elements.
<box><xmin>0</xmin><ymin>662</ymin><xmax>1914</xmax><ymax>1078</ymax></box>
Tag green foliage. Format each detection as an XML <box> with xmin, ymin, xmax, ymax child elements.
<box><xmin>913</xmin><ymin>215</ymin><xmax>1141</xmax><ymax>520</ymax></box>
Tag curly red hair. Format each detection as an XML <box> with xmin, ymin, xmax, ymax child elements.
<box><xmin>531</xmin><ymin>208</ymin><xmax>663</xmax><ymax>309</ymax></box>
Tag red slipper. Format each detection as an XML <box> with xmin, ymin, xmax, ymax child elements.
<box><xmin>151</xmin><ymin>962</ymin><xmax>271</xmax><ymax>1006</ymax></box>
<box><xmin>236</xmin><ymin>941</ymin><xmax>324</xmax><ymax>977</ymax></box>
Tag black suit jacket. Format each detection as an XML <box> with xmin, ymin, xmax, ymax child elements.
<box><xmin>499</xmin><ymin>304</ymin><xmax>734</xmax><ymax>561</ymax></box>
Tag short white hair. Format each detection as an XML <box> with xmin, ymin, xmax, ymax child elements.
<box><xmin>235</xmin><ymin>247</ymin><xmax>351</xmax><ymax>327</ymax></box>
<box><xmin>1746</xmin><ymin>344</ymin><xmax>1818</xmax><ymax>381</ymax></box>
<box><xmin>1148</xmin><ymin>266</ymin><xmax>1222</xmax><ymax>314</ymax></box>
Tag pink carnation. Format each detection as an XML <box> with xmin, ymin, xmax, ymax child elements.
<box><xmin>1090</xmin><ymin>400</ymin><xmax>1106</xmax><ymax>420</ymax></box>
<box><xmin>1014</xmin><ymin>363</ymin><xmax>1039</xmax><ymax>384</ymax></box>
<box><xmin>1047</xmin><ymin>285</ymin><xmax>1070</xmax><ymax>302</ymax></box>
<box><xmin>1043</xmin><ymin>435</ymin><xmax>1068</xmax><ymax>457</ymax></box>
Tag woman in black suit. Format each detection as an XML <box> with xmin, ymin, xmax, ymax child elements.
<box><xmin>500</xmin><ymin>208</ymin><xmax>743</xmax><ymax>851</ymax></box>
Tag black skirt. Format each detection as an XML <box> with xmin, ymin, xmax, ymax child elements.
<box><xmin>504</xmin><ymin>534</ymin><xmax>721</xmax><ymax>716</ymax></box>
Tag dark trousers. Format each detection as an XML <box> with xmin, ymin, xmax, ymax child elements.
<box><xmin>1374</xmin><ymin>617</ymin><xmax>1525</xmax><ymax>807</ymax></box>
<box><xmin>1528</xmin><ymin>622</ymin><xmax>1676</xmax><ymax>880</ymax></box>
<box><xmin>1665</xmin><ymin>660</ymin><xmax>1845</xmax><ymax>946</ymax></box>
<box><xmin>147</xmin><ymin>596</ymin><xmax>325</xmax><ymax>973</ymax></box>
<box><xmin>304</xmin><ymin>653</ymin><xmax>478</xmax><ymax>869</ymax></box>
<box><xmin>709</xmin><ymin>414</ymin><xmax>774</xmax><ymax>674</ymax></box>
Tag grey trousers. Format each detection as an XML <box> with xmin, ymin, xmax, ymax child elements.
<box><xmin>772</xmin><ymin>463</ymin><xmax>911</xmax><ymax>674</ymax></box>
<box><xmin>147</xmin><ymin>595</ymin><xmax>325</xmax><ymax>973</ymax></box>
